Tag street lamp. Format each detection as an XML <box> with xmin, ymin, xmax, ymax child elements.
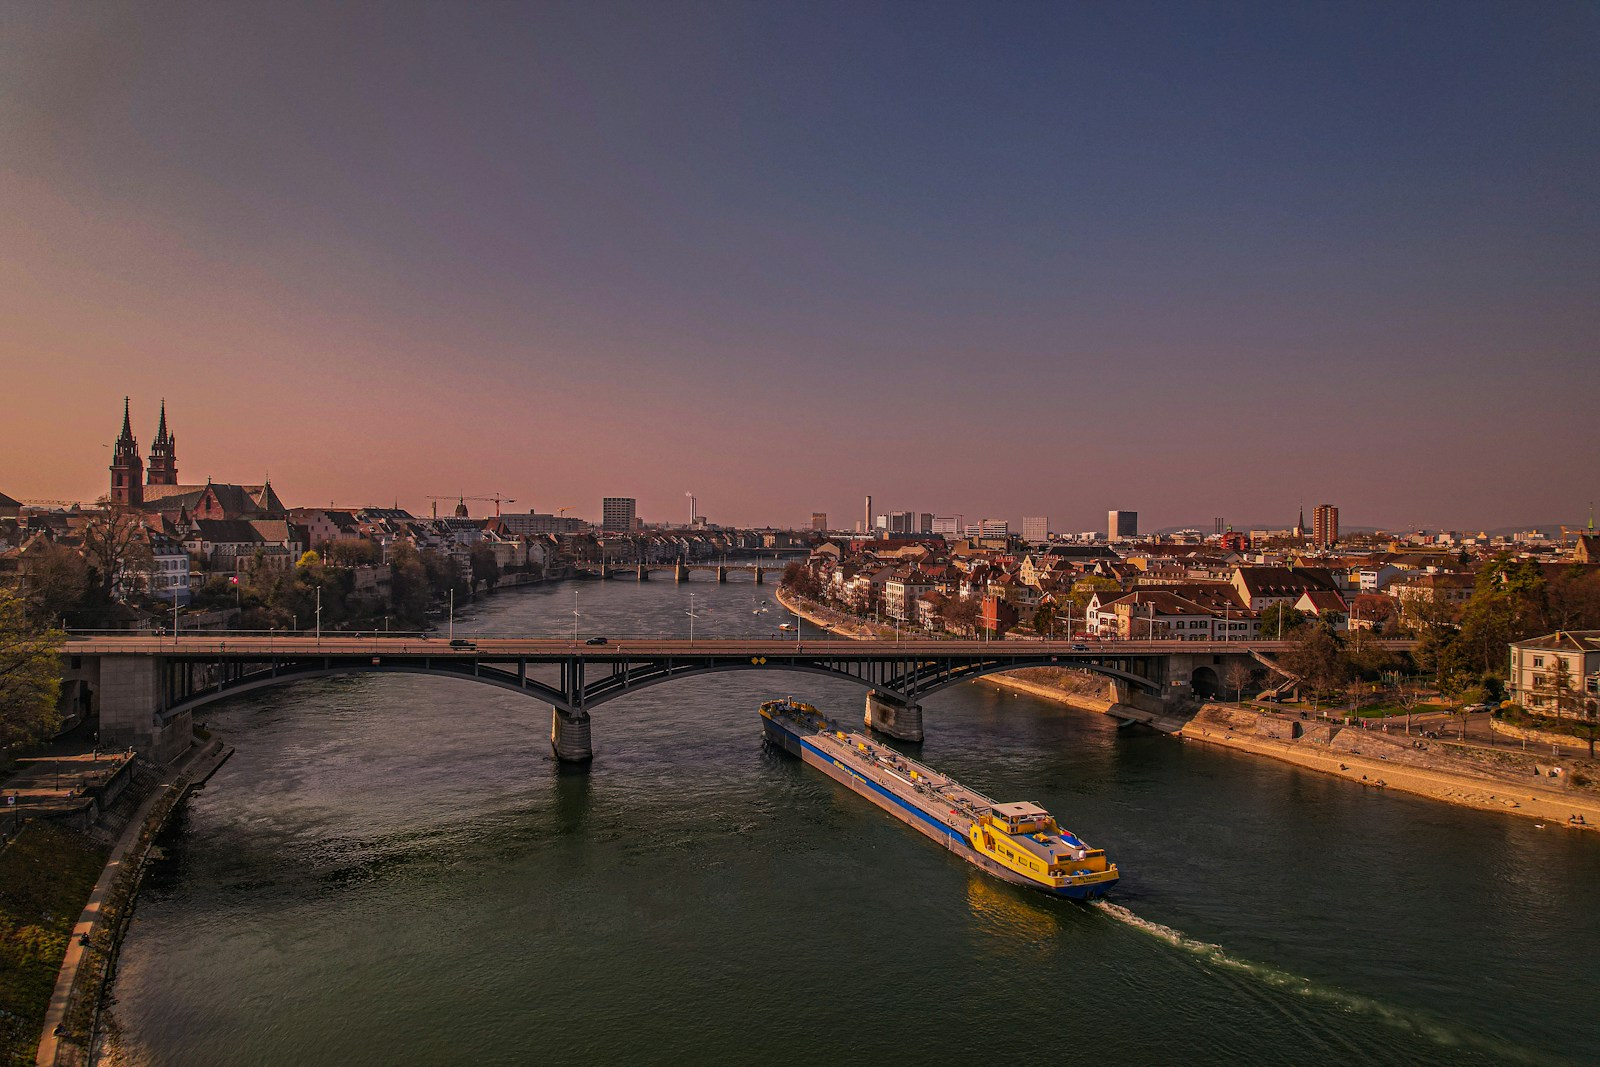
<box><xmin>686</xmin><ymin>591</ymin><xmax>698</xmax><ymax>645</ymax></box>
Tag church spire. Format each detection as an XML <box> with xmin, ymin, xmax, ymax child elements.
<box><xmin>147</xmin><ymin>398</ymin><xmax>178</xmax><ymax>485</ymax></box>
<box><xmin>110</xmin><ymin>397</ymin><xmax>144</xmax><ymax>506</ymax></box>
<box><xmin>118</xmin><ymin>396</ymin><xmax>135</xmax><ymax>445</ymax></box>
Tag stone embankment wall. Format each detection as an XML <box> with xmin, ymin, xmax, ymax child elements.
<box><xmin>1489</xmin><ymin>717</ymin><xmax>1594</xmax><ymax>753</ymax></box>
<box><xmin>1181</xmin><ymin>704</ymin><xmax>1600</xmax><ymax>826</ymax></box>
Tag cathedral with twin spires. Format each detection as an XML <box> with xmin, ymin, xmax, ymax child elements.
<box><xmin>109</xmin><ymin>398</ymin><xmax>285</xmax><ymax>520</ymax></box>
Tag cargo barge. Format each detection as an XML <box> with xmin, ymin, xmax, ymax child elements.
<box><xmin>761</xmin><ymin>699</ymin><xmax>1118</xmax><ymax>899</ymax></box>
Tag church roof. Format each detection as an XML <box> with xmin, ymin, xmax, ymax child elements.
<box><xmin>0</xmin><ymin>490</ymin><xmax>21</xmax><ymax>509</ymax></box>
<box><xmin>140</xmin><ymin>482</ymin><xmax>281</xmax><ymax>516</ymax></box>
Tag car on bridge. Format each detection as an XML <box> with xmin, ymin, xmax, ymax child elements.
<box><xmin>449</xmin><ymin>638</ymin><xmax>477</xmax><ymax>649</ymax></box>
<box><xmin>585</xmin><ymin>636</ymin><xmax>609</xmax><ymax>645</ymax></box>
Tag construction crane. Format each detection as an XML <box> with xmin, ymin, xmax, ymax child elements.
<box><xmin>555</xmin><ymin>505</ymin><xmax>575</xmax><ymax>516</ymax></box>
<box><xmin>425</xmin><ymin>494</ymin><xmax>517</xmax><ymax>519</ymax></box>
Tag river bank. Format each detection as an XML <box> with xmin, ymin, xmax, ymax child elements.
<box><xmin>36</xmin><ymin>738</ymin><xmax>234</xmax><ymax>1067</ymax></box>
<box><xmin>1180</xmin><ymin>706</ymin><xmax>1600</xmax><ymax>829</ymax></box>
<box><xmin>776</xmin><ymin>586</ymin><xmax>1600</xmax><ymax>829</ymax></box>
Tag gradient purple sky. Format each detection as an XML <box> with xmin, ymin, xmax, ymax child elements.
<box><xmin>2</xmin><ymin>2</ymin><xmax>1596</xmax><ymax>531</ymax></box>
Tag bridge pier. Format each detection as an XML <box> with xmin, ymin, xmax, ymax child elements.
<box><xmin>716</xmin><ymin>566</ymin><xmax>727</xmax><ymax>583</ymax></box>
<box><xmin>864</xmin><ymin>690</ymin><xmax>924</xmax><ymax>743</ymax></box>
<box><xmin>753</xmin><ymin>568</ymin><xmax>764</xmax><ymax>585</ymax></box>
<box><xmin>99</xmin><ymin>656</ymin><xmax>192</xmax><ymax>763</ymax></box>
<box><xmin>637</xmin><ymin>564</ymin><xmax>649</xmax><ymax>581</ymax></box>
<box><xmin>675</xmin><ymin>563</ymin><xmax>688</xmax><ymax>582</ymax></box>
<box><xmin>551</xmin><ymin>708</ymin><xmax>593</xmax><ymax>763</ymax></box>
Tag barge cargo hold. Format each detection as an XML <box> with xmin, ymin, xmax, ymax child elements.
<box><xmin>760</xmin><ymin>699</ymin><xmax>1118</xmax><ymax>899</ymax></box>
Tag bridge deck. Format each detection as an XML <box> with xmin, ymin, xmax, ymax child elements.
<box><xmin>63</xmin><ymin>636</ymin><xmax>1411</xmax><ymax>657</ymax></box>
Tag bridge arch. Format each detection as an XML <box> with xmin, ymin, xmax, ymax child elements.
<box><xmin>155</xmin><ymin>653</ymin><xmax>1160</xmax><ymax>724</ymax></box>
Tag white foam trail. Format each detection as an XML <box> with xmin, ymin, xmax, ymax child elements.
<box><xmin>1091</xmin><ymin>900</ymin><xmax>1558</xmax><ymax>1065</ymax></box>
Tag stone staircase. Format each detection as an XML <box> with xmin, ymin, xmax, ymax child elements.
<box><xmin>85</xmin><ymin>758</ymin><xmax>164</xmax><ymax>848</ymax></box>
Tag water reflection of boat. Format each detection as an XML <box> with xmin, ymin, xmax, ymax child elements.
<box><xmin>965</xmin><ymin>871</ymin><xmax>1061</xmax><ymax>943</ymax></box>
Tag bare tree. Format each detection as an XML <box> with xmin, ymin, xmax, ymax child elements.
<box><xmin>81</xmin><ymin>508</ymin><xmax>154</xmax><ymax>600</ymax></box>
<box><xmin>1223</xmin><ymin>659</ymin><xmax>1253</xmax><ymax>703</ymax></box>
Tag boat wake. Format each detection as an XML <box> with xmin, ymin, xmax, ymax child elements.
<box><xmin>1090</xmin><ymin>900</ymin><xmax>1557</xmax><ymax>1065</ymax></box>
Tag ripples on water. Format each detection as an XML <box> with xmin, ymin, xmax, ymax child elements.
<box><xmin>104</xmin><ymin>580</ymin><xmax>1600</xmax><ymax>1066</ymax></box>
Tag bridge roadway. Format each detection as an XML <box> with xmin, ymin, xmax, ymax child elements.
<box><xmin>63</xmin><ymin>635</ymin><xmax>1414</xmax><ymax>763</ymax></box>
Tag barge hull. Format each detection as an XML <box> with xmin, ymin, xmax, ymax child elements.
<box><xmin>763</xmin><ymin>713</ymin><xmax>1109</xmax><ymax>899</ymax></box>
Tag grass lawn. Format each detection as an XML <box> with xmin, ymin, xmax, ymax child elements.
<box><xmin>0</xmin><ymin>822</ymin><xmax>106</xmax><ymax>1067</ymax></box>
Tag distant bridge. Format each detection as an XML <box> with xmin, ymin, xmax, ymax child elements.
<box><xmin>573</xmin><ymin>561</ymin><xmax>786</xmax><ymax>583</ymax></box>
<box><xmin>61</xmin><ymin>635</ymin><xmax>1416</xmax><ymax>763</ymax></box>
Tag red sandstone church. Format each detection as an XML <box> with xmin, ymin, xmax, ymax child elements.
<box><xmin>108</xmin><ymin>398</ymin><xmax>286</xmax><ymax>521</ymax></box>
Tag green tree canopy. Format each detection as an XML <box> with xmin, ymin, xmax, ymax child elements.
<box><xmin>0</xmin><ymin>589</ymin><xmax>62</xmax><ymax>750</ymax></box>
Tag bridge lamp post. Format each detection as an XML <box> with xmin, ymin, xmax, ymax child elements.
<box><xmin>687</xmin><ymin>591</ymin><xmax>698</xmax><ymax>645</ymax></box>
<box><xmin>315</xmin><ymin>587</ymin><xmax>322</xmax><ymax>642</ymax></box>
<box><xmin>448</xmin><ymin>589</ymin><xmax>455</xmax><ymax>641</ymax></box>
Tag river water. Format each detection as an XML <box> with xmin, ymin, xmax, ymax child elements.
<box><xmin>105</xmin><ymin>579</ymin><xmax>1600</xmax><ymax>1065</ymax></box>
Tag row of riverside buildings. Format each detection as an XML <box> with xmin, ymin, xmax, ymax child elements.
<box><xmin>796</xmin><ymin>531</ymin><xmax>1600</xmax><ymax>645</ymax></box>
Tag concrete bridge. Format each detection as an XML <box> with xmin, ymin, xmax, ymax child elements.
<box><xmin>574</xmin><ymin>561</ymin><xmax>785</xmax><ymax>583</ymax></box>
<box><xmin>60</xmin><ymin>634</ymin><xmax>1416</xmax><ymax>763</ymax></box>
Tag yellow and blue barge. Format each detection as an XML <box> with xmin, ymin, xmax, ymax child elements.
<box><xmin>760</xmin><ymin>699</ymin><xmax>1118</xmax><ymax>900</ymax></box>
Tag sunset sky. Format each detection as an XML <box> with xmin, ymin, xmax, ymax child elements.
<box><xmin>2</xmin><ymin>2</ymin><xmax>1595</xmax><ymax>531</ymax></box>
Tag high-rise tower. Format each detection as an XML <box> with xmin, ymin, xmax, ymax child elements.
<box><xmin>110</xmin><ymin>397</ymin><xmax>144</xmax><ymax>506</ymax></box>
<box><xmin>147</xmin><ymin>399</ymin><xmax>178</xmax><ymax>485</ymax></box>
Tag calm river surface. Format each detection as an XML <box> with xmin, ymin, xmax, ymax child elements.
<box><xmin>106</xmin><ymin>578</ymin><xmax>1600</xmax><ymax>1065</ymax></box>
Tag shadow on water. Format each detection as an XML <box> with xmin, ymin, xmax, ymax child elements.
<box><xmin>551</xmin><ymin>757</ymin><xmax>594</xmax><ymax>833</ymax></box>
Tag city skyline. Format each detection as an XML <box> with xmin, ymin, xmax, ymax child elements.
<box><xmin>5</xmin><ymin>395</ymin><xmax>1595</xmax><ymax>534</ymax></box>
<box><xmin>3</xmin><ymin>5</ymin><xmax>1597</xmax><ymax>529</ymax></box>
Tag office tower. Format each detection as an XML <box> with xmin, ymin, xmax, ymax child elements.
<box><xmin>918</xmin><ymin>512</ymin><xmax>933</xmax><ymax>534</ymax></box>
<box><xmin>864</xmin><ymin>495</ymin><xmax>872</xmax><ymax>534</ymax></box>
<box><xmin>811</xmin><ymin>512</ymin><xmax>827</xmax><ymax>532</ymax></box>
<box><xmin>1022</xmin><ymin>516</ymin><xmax>1048</xmax><ymax>543</ymax></box>
<box><xmin>977</xmin><ymin>518</ymin><xmax>1009</xmax><ymax>538</ymax></box>
<box><xmin>601</xmin><ymin>497</ymin><xmax>636</xmax><ymax>532</ymax></box>
<box><xmin>1313</xmin><ymin>504</ymin><xmax>1339</xmax><ymax>548</ymax></box>
<box><xmin>889</xmin><ymin>510</ymin><xmax>913</xmax><ymax>535</ymax></box>
<box><xmin>932</xmin><ymin>516</ymin><xmax>960</xmax><ymax>536</ymax></box>
<box><xmin>1108</xmin><ymin>510</ymin><xmax>1138</xmax><ymax>540</ymax></box>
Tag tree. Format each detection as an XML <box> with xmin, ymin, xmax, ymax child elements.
<box><xmin>1222</xmin><ymin>659</ymin><xmax>1254</xmax><ymax>703</ymax></box>
<box><xmin>1258</xmin><ymin>603</ymin><xmax>1306</xmax><ymax>640</ymax></box>
<box><xmin>1031</xmin><ymin>603</ymin><xmax>1057</xmax><ymax>635</ymax></box>
<box><xmin>1068</xmin><ymin>576</ymin><xmax>1121</xmax><ymax>612</ymax></box>
<box><xmin>322</xmin><ymin>539</ymin><xmax>381</xmax><ymax>567</ymax></box>
<box><xmin>0</xmin><ymin>589</ymin><xmax>62</xmax><ymax>750</ymax></box>
<box><xmin>780</xmin><ymin>562</ymin><xmax>822</xmax><ymax>600</ymax></box>
<box><xmin>1283</xmin><ymin>626</ymin><xmax>1350</xmax><ymax>715</ymax></box>
<box><xmin>81</xmin><ymin>508</ymin><xmax>154</xmax><ymax>600</ymax></box>
<box><xmin>470</xmin><ymin>544</ymin><xmax>501</xmax><ymax>592</ymax></box>
<box><xmin>22</xmin><ymin>543</ymin><xmax>90</xmax><ymax>625</ymax></box>
<box><xmin>942</xmin><ymin>596</ymin><xmax>980</xmax><ymax>636</ymax></box>
<box><xmin>1396</xmin><ymin>676</ymin><xmax>1423</xmax><ymax>734</ymax></box>
<box><xmin>389</xmin><ymin>542</ymin><xmax>431</xmax><ymax>625</ymax></box>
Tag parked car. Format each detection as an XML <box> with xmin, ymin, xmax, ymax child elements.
<box><xmin>585</xmin><ymin>636</ymin><xmax>609</xmax><ymax>646</ymax></box>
